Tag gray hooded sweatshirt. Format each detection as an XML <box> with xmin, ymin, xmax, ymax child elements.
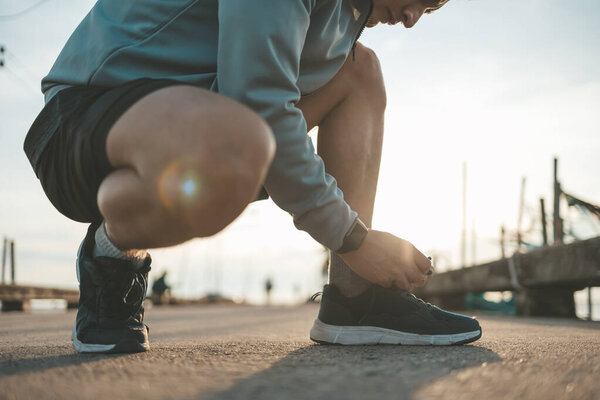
<box><xmin>40</xmin><ymin>0</ymin><xmax>373</xmax><ymax>251</ymax></box>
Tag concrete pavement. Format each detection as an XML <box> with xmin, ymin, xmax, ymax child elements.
<box><xmin>1</xmin><ymin>304</ymin><xmax>599</xmax><ymax>400</ymax></box>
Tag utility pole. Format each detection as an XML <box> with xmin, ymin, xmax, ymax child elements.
<box><xmin>553</xmin><ymin>157</ymin><xmax>563</xmax><ymax>245</ymax></box>
<box><xmin>461</xmin><ymin>162</ymin><xmax>467</xmax><ymax>268</ymax></box>
<box><xmin>540</xmin><ymin>198</ymin><xmax>548</xmax><ymax>246</ymax></box>
<box><xmin>1</xmin><ymin>237</ymin><xmax>7</xmax><ymax>283</ymax></box>
<box><xmin>470</xmin><ymin>219</ymin><xmax>476</xmax><ymax>266</ymax></box>
<box><xmin>500</xmin><ymin>225</ymin><xmax>506</xmax><ymax>259</ymax></box>
<box><xmin>10</xmin><ymin>240</ymin><xmax>15</xmax><ymax>284</ymax></box>
<box><xmin>517</xmin><ymin>177</ymin><xmax>526</xmax><ymax>251</ymax></box>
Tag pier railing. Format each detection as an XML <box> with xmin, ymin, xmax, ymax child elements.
<box><xmin>0</xmin><ymin>284</ymin><xmax>79</xmax><ymax>311</ymax></box>
<box><xmin>414</xmin><ymin>236</ymin><xmax>600</xmax><ymax>317</ymax></box>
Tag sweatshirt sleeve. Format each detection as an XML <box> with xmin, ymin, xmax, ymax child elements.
<box><xmin>216</xmin><ymin>0</ymin><xmax>357</xmax><ymax>250</ymax></box>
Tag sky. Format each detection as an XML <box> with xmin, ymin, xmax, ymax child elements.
<box><xmin>1</xmin><ymin>0</ymin><xmax>599</xmax><ymax>304</ymax></box>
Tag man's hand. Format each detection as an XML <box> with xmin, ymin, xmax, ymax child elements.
<box><xmin>339</xmin><ymin>230</ymin><xmax>433</xmax><ymax>291</ymax></box>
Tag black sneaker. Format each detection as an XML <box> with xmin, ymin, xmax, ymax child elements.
<box><xmin>72</xmin><ymin>223</ymin><xmax>151</xmax><ymax>353</ymax></box>
<box><xmin>310</xmin><ymin>284</ymin><xmax>481</xmax><ymax>345</ymax></box>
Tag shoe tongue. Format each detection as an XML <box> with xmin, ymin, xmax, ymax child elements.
<box><xmin>371</xmin><ymin>286</ymin><xmax>422</xmax><ymax>314</ymax></box>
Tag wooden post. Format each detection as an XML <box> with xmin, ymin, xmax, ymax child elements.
<box><xmin>540</xmin><ymin>198</ymin><xmax>548</xmax><ymax>247</ymax></box>
<box><xmin>1</xmin><ymin>237</ymin><xmax>6</xmax><ymax>284</ymax></box>
<box><xmin>553</xmin><ymin>158</ymin><xmax>563</xmax><ymax>244</ymax></box>
<box><xmin>10</xmin><ymin>240</ymin><xmax>15</xmax><ymax>285</ymax></box>
<box><xmin>589</xmin><ymin>287</ymin><xmax>593</xmax><ymax>321</ymax></box>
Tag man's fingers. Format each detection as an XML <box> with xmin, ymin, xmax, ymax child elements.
<box><xmin>414</xmin><ymin>249</ymin><xmax>433</xmax><ymax>274</ymax></box>
<box><xmin>393</xmin><ymin>274</ymin><xmax>412</xmax><ymax>291</ymax></box>
<box><xmin>406</xmin><ymin>263</ymin><xmax>427</xmax><ymax>282</ymax></box>
<box><xmin>412</xmin><ymin>278</ymin><xmax>426</xmax><ymax>288</ymax></box>
<box><xmin>424</xmin><ymin>272</ymin><xmax>433</xmax><ymax>284</ymax></box>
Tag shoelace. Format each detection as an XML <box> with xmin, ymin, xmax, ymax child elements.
<box><xmin>399</xmin><ymin>290</ymin><xmax>434</xmax><ymax>309</ymax></box>
<box><xmin>309</xmin><ymin>292</ymin><xmax>323</xmax><ymax>302</ymax></box>
<box><xmin>102</xmin><ymin>265</ymin><xmax>150</xmax><ymax>322</ymax></box>
<box><xmin>310</xmin><ymin>287</ymin><xmax>433</xmax><ymax>312</ymax></box>
<box><xmin>122</xmin><ymin>268</ymin><xmax>149</xmax><ymax>320</ymax></box>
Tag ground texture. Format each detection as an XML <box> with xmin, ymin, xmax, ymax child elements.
<box><xmin>1</xmin><ymin>304</ymin><xmax>599</xmax><ymax>400</ymax></box>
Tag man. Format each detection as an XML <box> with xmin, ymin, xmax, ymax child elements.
<box><xmin>24</xmin><ymin>0</ymin><xmax>481</xmax><ymax>353</ymax></box>
<box><xmin>151</xmin><ymin>272</ymin><xmax>170</xmax><ymax>305</ymax></box>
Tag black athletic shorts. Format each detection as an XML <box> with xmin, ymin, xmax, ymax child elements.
<box><xmin>24</xmin><ymin>78</ymin><xmax>268</xmax><ymax>224</ymax></box>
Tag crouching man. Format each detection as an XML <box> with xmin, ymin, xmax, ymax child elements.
<box><xmin>24</xmin><ymin>0</ymin><xmax>481</xmax><ymax>353</ymax></box>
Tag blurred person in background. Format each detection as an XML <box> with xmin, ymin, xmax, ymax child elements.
<box><xmin>151</xmin><ymin>271</ymin><xmax>171</xmax><ymax>305</ymax></box>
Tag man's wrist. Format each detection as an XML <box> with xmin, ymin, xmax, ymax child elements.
<box><xmin>336</xmin><ymin>217</ymin><xmax>369</xmax><ymax>254</ymax></box>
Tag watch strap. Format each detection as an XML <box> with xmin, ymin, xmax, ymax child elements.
<box><xmin>336</xmin><ymin>217</ymin><xmax>368</xmax><ymax>254</ymax></box>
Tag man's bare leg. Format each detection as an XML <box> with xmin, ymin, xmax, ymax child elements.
<box><xmin>298</xmin><ymin>43</ymin><xmax>385</xmax><ymax>296</ymax></box>
<box><xmin>72</xmin><ymin>85</ymin><xmax>275</xmax><ymax>353</ymax></box>
<box><xmin>98</xmin><ymin>85</ymin><xmax>275</xmax><ymax>250</ymax></box>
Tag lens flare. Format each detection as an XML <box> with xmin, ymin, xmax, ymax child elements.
<box><xmin>157</xmin><ymin>160</ymin><xmax>203</xmax><ymax>214</ymax></box>
<box><xmin>181</xmin><ymin>177</ymin><xmax>197</xmax><ymax>197</ymax></box>
<box><xmin>180</xmin><ymin>171</ymin><xmax>199</xmax><ymax>200</ymax></box>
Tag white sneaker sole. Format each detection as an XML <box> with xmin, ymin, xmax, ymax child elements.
<box><xmin>72</xmin><ymin>327</ymin><xmax>116</xmax><ymax>352</ymax></box>
<box><xmin>309</xmin><ymin>319</ymin><xmax>481</xmax><ymax>346</ymax></box>
<box><xmin>72</xmin><ymin>327</ymin><xmax>149</xmax><ymax>353</ymax></box>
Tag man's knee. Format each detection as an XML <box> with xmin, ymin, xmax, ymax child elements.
<box><xmin>161</xmin><ymin>104</ymin><xmax>275</xmax><ymax>237</ymax></box>
<box><xmin>345</xmin><ymin>44</ymin><xmax>387</xmax><ymax>110</ymax></box>
<box><xmin>100</xmin><ymin>86</ymin><xmax>275</xmax><ymax>244</ymax></box>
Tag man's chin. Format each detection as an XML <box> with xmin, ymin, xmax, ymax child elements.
<box><xmin>365</xmin><ymin>19</ymin><xmax>380</xmax><ymax>28</ymax></box>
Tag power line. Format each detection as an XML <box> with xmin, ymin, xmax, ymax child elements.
<box><xmin>0</xmin><ymin>45</ymin><xmax>42</xmax><ymax>96</ymax></box>
<box><xmin>1</xmin><ymin>63</ymin><xmax>40</xmax><ymax>95</ymax></box>
<box><xmin>0</xmin><ymin>0</ymin><xmax>51</xmax><ymax>19</ymax></box>
<box><xmin>4</xmin><ymin>47</ymin><xmax>40</xmax><ymax>81</ymax></box>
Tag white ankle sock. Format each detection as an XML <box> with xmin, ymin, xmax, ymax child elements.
<box><xmin>93</xmin><ymin>222</ymin><xmax>148</xmax><ymax>269</ymax></box>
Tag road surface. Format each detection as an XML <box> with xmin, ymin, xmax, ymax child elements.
<box><xmin>1</xmin><ymin>304</ymin><xmax>599</xmax><ymax>399</ymax></box>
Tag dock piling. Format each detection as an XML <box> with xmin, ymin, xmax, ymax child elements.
<box><xmin>589</xmin><ymin>287</ymin><xmax>593</xmax><ymax>321</ymax></box>
<box><xmin>515</xmin><ymin>288</ymin><xmax>576</xmax><ymax>318</ymax></box>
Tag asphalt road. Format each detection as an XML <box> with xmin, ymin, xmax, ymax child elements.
<box><xmin>1</xmin><ymin>304</ymin><xmax>599</xmax><ymax>400</ymax></box>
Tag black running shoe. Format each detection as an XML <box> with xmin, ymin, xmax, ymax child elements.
<box><xmin>310</xmin><ymin>284</ymin><xmax>482</xmax><ymax>345</ymax></box>
<box><xmin>72</xmin><ymin>223</ymin><xmax>151</xmax><ymax>353</ymax></box>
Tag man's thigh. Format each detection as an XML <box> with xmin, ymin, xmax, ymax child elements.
<box><xmin>106</xmin><ymin>84</ymin><xmax>269</xmax><ymax>175</ymax></box>
<box><xmin>29</xmin><ymin>79</ymin><xmax>183</xmax><ymax>222</ymax></box>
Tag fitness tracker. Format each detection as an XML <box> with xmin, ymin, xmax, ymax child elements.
<box><xmin>336</xmin><ymin>217</ymin><xmax>369</xmax><ymax>254</ymax></box>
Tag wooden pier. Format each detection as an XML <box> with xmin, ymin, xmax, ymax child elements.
<box><xmin>0</xmin><ymin>284</ymin><xmax>78</xmax><ymax>311</ymax></box>
<box><xmin>415</xmin><ymin>236</ymin><xmax>600</xmax><ymax>317</ymax></box>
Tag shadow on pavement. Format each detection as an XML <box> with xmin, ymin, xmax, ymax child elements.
<box><xmin>208</xmin><ymin>343</ymin><xmax>501</xmax><ymax>400</ymax></box>
<box><xmin>474</xmin><ymin>313</ymin><xmax>600</xmax><ymax>330</ymax></box>
<box><xmin>0</xmin><ymin>350</ymin><xmax>127</xmax><ymax>377</ymax></box>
